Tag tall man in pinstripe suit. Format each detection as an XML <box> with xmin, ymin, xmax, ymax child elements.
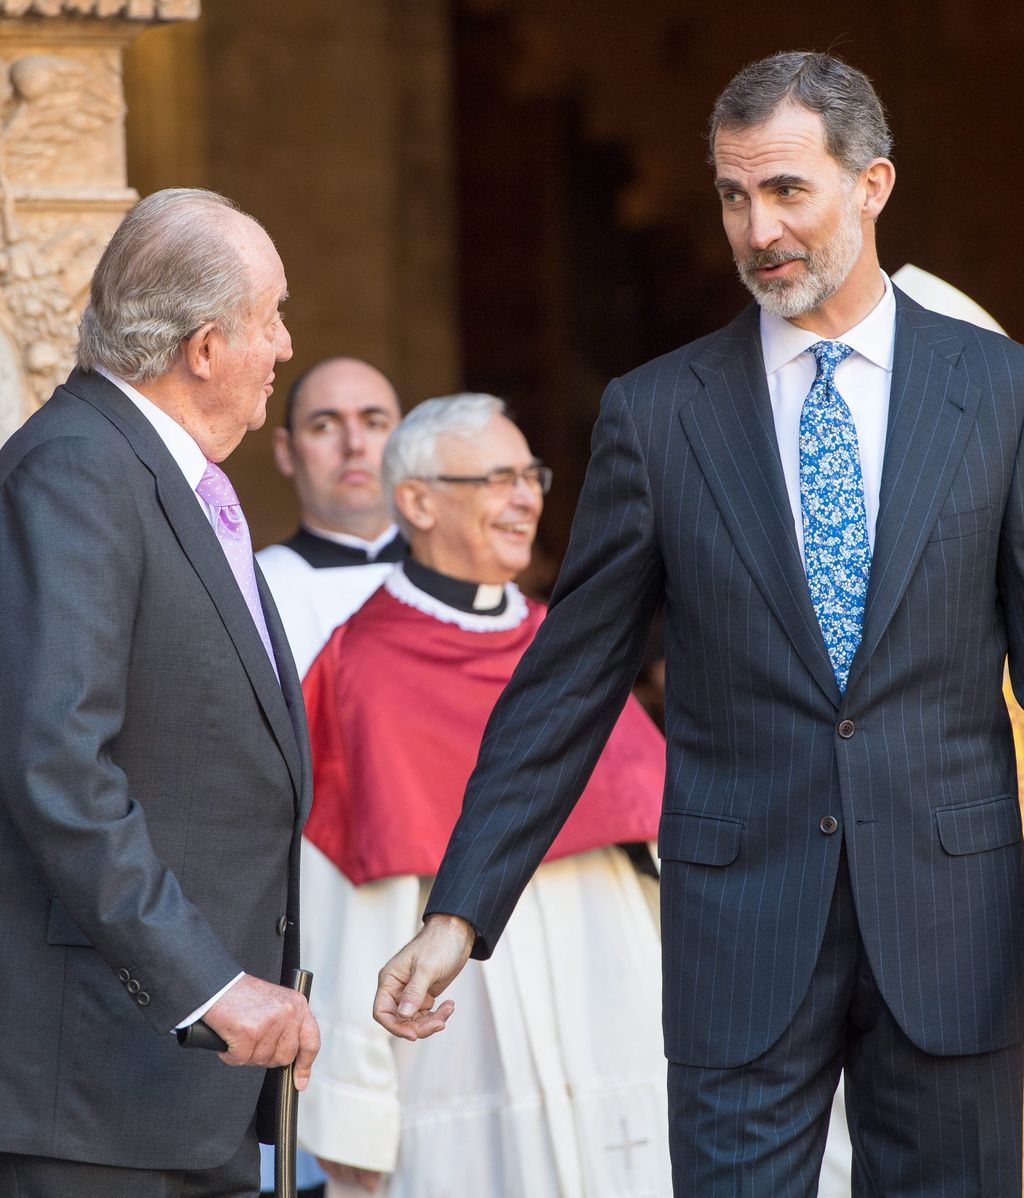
<box><xmin>373</xmin><ymin>52</ymin><xmax>1024</xmax><ymax>1195</ymax></box>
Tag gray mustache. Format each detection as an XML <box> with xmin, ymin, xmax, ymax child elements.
<box><xmin>740</xmin><ymin>249</ymin><xmax>809</xmax><ymax>272</ymax></box>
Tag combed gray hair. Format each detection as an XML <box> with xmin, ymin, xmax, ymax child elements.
<box><xmin>382</xmin><ymin>393</ymin><xmax>508</xmax><ymax>514</ymax></box>
<box><xmin>708</xmin><ymin>51</ymin><xmax>893</xmax><ymax>176</ymax></box>
<box><xmin>77</xmin><ymin>188</ymin><xmax>258</xmax><ymax>382</ymax></box>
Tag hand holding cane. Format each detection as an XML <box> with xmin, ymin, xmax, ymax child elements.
<box><xmin>177</xmin><ymin>968</ymin><xmax>315</xmax><ymax>1198</ymax></box>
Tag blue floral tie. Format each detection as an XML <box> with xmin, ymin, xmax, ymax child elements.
<box><xmin>799</xmin><ymin>340</ymin><xmax>871</xmax><ymax>693</ymax></box>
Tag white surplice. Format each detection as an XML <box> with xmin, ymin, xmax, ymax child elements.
<box><xmin>257</xmin><ymin>527</ymin><xmax>402</xmax><ymax>677</ymax></box>
<box><xmin>299</xmin><ymin>840</ymin><xmax>670</xmax><ymax>1198</ymax></box>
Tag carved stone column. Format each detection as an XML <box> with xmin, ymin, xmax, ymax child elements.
<box><xmin>0</xmin><ymin>0</ymin><xmax>199</xmax><ymax>442</ymax></box>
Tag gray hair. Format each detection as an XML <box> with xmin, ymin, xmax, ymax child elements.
<box><xmin>76</xmin><ymin>188</ymin><xmax>258</xmax><ymax>382</ymax></box>
<box><xmin>382</xmin><ymin>393</ymin><xmax>507</xmax><ymax>514</ymax></box>
<box><xmin>708</xmin><ymin>51</ymin><xmax>893</xmax><ymax>176</ymax></box>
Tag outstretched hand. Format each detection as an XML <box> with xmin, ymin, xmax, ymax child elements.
<box><xmin>373</xmin><ymin>913</ymin><xmax>475</xmax><ymax>1042</ymax></box>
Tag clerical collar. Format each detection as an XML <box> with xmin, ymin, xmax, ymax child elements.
<box><xmin>385</xmin><ymin>563</ymin><xmax>529</xmax><ymax>633</ymax></box>
<box><xmin>284</xmin><ymin>526</ymin><xmax>407</xmax><ymax>569</ymax></box>
<box><xmin>301</xmin><ymin>522</ymin><xmax>401</xmax><ymax>557</ymax></box>
<box><xmin>404</xmin><ymin>558</ymin><xmax>508</xmax><ymax>615</ymax></box>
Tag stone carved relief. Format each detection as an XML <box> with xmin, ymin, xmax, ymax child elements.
<box><xmin>0</xmin><ymin>3</ymin><xmax>199</xmax><ymax>437</ymax></box>
<box><xmin>2</xmin><ymin>53</ymin><xmax>122</xmax><ymax>187</ymax></box>
<box><xmin>0</xmin><ymin>2</ymin><xmax>199</xmax><ymax>18</ymax></box>
<box><xmin>0</xmin><ymin>51</ymin><xmax>121</xmax><ymax>409</ymax></box>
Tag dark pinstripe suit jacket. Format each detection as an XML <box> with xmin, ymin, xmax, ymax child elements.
<box><xmin>0</xmin><ymin>370</ymin><xmax>312</xmax><ymax>1168</ymax></box>
<box><xmin>428</xmin><ymin>290</ymin><xmax>1024</xmax><ymax>1069</ymax></box>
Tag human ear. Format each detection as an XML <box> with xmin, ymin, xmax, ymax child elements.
<box><xmin>182</xmin><ymin>321</ymin><xmax>217</xmax><ymax>381</ymax></box>
<box><xmin>271</xmin><ymin>427</ymin><xmax>295</xmax><ymax>478</ymax></box>
<box><xmin>394</xmin><ymin>480</ymin><xmax>435</xmax><ymax>532</ymax></box>
<box><xmin>861</xmin><ymin>157</ymin><xmax>895</xmax><ymax>220</ymax></box>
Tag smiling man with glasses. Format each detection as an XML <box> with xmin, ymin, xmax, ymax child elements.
<box><xmin>294</xmin><ymin>393</ymin><xmax>669</xmax><ymax>1197</ymax></box>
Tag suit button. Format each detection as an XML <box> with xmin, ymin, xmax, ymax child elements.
<box><xmin>127</xmin><ymin>978</ymin><xmax>141</xmax><ymax>994</ymax></box>
<box><xmin>118</xmin><ymin>968</ymin><xmax>130</xmax><ymax>983</ymax></box>
<box><xmin>837</xmin><ymin>720</ymin><xmax>855</xmax><ymax>738</ymax></box>
<box><xmin>276</xmin><ymin>916</ymin><xmax>289</xmax><ymax>936</ymax></box>
<box><xmin>137</xmin><ymin>992</ymin><xmax>151</xmax><ymax>1006</ymax></box>
<box><xmin>820</xmin><ymin>816</ymin><xmax>839</xmax><ymax>835</ymax></box>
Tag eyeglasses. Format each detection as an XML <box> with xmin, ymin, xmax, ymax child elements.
<box><xmin>426</xmin><ymin>464</ymin><xmax>553</xmax><ymax>495</ymax></box>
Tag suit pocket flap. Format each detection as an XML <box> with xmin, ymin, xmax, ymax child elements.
<box><xmin>928</xmin><ymin>504</ymin><xmax>990</xmax><ymax>542</ymax></box>
<box><xmin>659</xmin><ymin>810</ymin><xmax>742</xmax><ymax>866</ymax></box>
<box><xmin>46</xmin><ymin>896</ymin><xmax>93</xmax><ymax>946</ymax></box>
<box><xmin>935</xmin><ymin>794</ymin><xmax>1022</xmax><ymax>856</ymax></box>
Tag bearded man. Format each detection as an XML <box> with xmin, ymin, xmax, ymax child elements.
<box><xmin>374</xmin><ymin>52</ymin><xmax>1024</xmax><ymax>1196</ymax></box>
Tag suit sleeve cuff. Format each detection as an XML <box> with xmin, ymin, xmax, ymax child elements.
<box><xmin>174</xmin><ymin>972</ymin><xmax>245</xmax><ymax>1030</ymax></box>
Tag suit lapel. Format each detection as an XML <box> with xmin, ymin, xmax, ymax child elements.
<box><xmin>679</xmin><ymin>307</ymin><xmax>841</xmax><ymax>708</ymax></box>
<box><xmin>844</xmin><ymin>293</ymin><xmax>981</xmax><ymax>694</ymax></box>
<box><xmin>67</xmin><ymin>370</ymin><xmax>305</xmax><ymax>801</ymax></box>
<box><xmin>258</xmin><ymin>563</ymin><xmax>312</xmax><ymax>820</ymax></box>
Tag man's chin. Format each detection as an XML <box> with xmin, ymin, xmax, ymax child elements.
<box><xmin>743</xmin><ymin>275</ymin><xmax>822</xmax><ymax>320</ymax></box>
<box><xmin>335</xmin><ymin>487</ymin><xmax>381</xmax><ymax>509</ymax></box>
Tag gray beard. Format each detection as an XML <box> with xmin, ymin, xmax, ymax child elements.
<box><xmin>736</xmin><ymin>204</ymin><xmax>864</xmax><ymax>320</ymax></box>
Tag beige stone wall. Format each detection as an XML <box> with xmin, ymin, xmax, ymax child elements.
<box><xmin>0</xmin><ymin>2</ymin><xmax>198</xmax><ymax>442</ymax></box>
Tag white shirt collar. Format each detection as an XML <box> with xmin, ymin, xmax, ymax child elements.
<box><xmin>760</xmin><ymin>271</ymin><xmax>896</xmax><ymax>377</ymax></box>
<box><xmin>95</xmin><ymin>366</ymin><xmax>209</xmax><ymax>490</ymax></box>
<box><xmin>299</xmin><ymin>522</ymin><xmax>401</xmax><ymax>560</ymax></box>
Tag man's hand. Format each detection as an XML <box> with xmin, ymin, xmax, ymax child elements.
<box><xmin>373</xmin><ymin>913</ymin><xmax>475</xmax><ymax>1042</ymax></box>
<box><xmin>203</xmin><ymin>974</ymin><xmax>320</xmax><ymax>1090</ymax></box>
<box><xmin>317</xmin><ymin>1158</ymin><xmax>383</xmax><ymax>1192</ymax></box>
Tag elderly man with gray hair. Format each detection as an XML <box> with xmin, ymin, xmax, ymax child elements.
<box><xmin>0</xmin><ymin>187</ymin><xmax>318</xmax><ymax>1198</ymax></box>
<box><xmin>297</xmin><ymin>394</ymin><xmax>670</xmax><ymax>1197</ymax></box>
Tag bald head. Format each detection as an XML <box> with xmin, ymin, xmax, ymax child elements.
<box><xmin>273</xmin><ymin>357</ymin><xmax>402</xmax><ymax>540</ymax></box>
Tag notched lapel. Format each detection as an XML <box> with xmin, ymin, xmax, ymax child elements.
<box><xmin>154</xmin><ymin>470</ymin><xmax>305</xmax><ymax>802</ymax></box>
<box><xmin>69</xmin><ymin>370</ymin><xmax>304</xmax><ymax>801</ymax></box>
<box><xmin>679</xmin><ymin>309</ymin><xmax>841</xmax><ymax>708</ymax></box>
<box><xmin>258</xmin><ymin>563</ymin><xmax>312</xmax><ymax>821</ymax></box>
<box><xmin>846</xmin><ymin>301</ymin><xmax>982</xmax><ymax>694</ymax></box>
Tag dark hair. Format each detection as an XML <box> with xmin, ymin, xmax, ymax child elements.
<box><xmin>282</xmin><ymin>357</ymin><xmax>401</xmax><ymax>430</ymax></box>
<box><xmin>708</xmin><ymin>51</ymin><xmax>893</xmax><ymax>175</ymax></box>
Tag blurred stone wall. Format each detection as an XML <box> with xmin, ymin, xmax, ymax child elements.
<box><xmin>0</xmin><ymin>0</ymin><xmax>198</xmax><ymax>442</ymax></box>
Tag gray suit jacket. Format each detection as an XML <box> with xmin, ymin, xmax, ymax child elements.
<box><xmin>428</xmin><ymin>291</ymin><xmax>1024</xmax><ymax>1069</ymax></box>
<box><xmin>0</xmin><ymin>369</ymin><xmax>312</xmax><ymax>1169</ymax></box>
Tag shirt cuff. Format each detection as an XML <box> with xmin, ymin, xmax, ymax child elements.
<box><xmin>173</xmin><ymin>972</ymin><xmax>245</xmax><ymax>1031</ymax></box>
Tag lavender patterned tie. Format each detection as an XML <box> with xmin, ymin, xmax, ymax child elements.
<box><xmin>799</xmin><ymin>340</ymin><xmax>871</xmax><ymax>693</ymax></box>
<box><xmin>196</xmin><ymin>461</ymin><xmax>278</xmax><ymax>678</ymax></box>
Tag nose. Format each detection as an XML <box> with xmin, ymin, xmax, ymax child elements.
<box><xmin>341</xmin><ymin>417</ymin><xmax>366</xmax><ymax>457</ymax></box>
<box><xmin>510</xmin><ymin>473</ymin><xmax>542</xmax><ymax>511</ymax></box>
<box><xmin>746</xmin><ymin>198</ymin><xmax>783</xmax><ymax>251</ymax></box>
<box><xmin>276</xmin><ymin>320</ymin><xmax>293</xmax><ymax>363</ymax></box>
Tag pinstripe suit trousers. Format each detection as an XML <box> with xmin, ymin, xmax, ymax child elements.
<box><xmin>667</xmin><ymin>847</ymin><xmax>1024</xmax><ymax>1197</ymax></box>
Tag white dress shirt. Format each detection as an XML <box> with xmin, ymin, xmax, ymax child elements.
<box><xmin>96</xmin><ymin>367</ymin><xmax>244</xmax><ymax>1028</ymax></box>
<box><xmin>759</xmin><ymin>272</ymin><xmax>896</xmax><ymax>564</ymax></box>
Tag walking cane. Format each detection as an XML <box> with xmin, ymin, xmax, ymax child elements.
<box><xmin>274</xmin><ymin>969</ymin><xmax>314</xmax><ymax>1198</ymax></box>
<box><xmin>177</xmin><ymin>968</ymin><xmax>314</xmax><ymax>1198</ymax></box>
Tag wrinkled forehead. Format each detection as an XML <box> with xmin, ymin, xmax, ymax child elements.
<box><xmin>713</xmin><ymin>101</ymin><xmax>831</xmax><ymax>172</ymax></box>
<box><xmin>221</xmin><ymin>209</ymin><xmax>286</xmax><ymax>293</ymax></box>
<box><xmin>436</xmin><ymin>415</ymin><xmax>535</xmax><ymax>472</ymax></box>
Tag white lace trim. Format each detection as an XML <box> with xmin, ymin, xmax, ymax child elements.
<box><xmin>384</xmin><ymin>564</ymin><xmax>530</xmax><ymax>632</ymax></box>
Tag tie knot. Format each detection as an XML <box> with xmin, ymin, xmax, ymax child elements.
<box><xmin>196</xmin><ymin>460</ymin><xmax>239</xmax><ymax>509</ymax></box>
<box><xmin>810</xmin><ymin>340</ymin><xmax>853</xmax><ymax>381</ymax></box>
